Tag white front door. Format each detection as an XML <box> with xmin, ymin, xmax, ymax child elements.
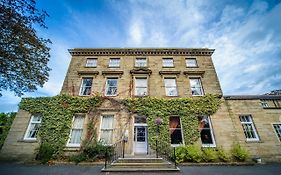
<box><xmin>134</xmin><ymin>126</ymin><xmax>148</xmax><ymax>154</ymax></box>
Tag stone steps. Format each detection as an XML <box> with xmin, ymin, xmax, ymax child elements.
<box><xmin>101</xmin><ymin>157</ymin><xmax>180</xmax><ymax>172</ymax></box>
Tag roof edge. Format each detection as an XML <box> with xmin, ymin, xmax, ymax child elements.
<box><xmin>224</xmin><ymin>95</ymin><xmax>281</xmax><ymax>100</ymax></box>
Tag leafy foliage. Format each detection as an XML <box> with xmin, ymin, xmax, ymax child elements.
<box><xmin>0</xmin><ymin>0</ymin><xmax>51</xmax><ymax>96</ymax></box>
<box><xmin>202</xmin><ymin>148</ymin><xmax>218</xmax><ymax>162</ymax></box>
<box><xmin>20</xmin><ymin>95</ymin><xmax>102</xmax><ymax>162</ymax></box>
<box><xmin>124</xmin><ymin>94</ymin><xmax>221</xmax><ymax>149</ymax></box>
<box><xmin>217</xmin><ymin>147</ymin><xmax>230</xmax><ymax>162</ymax></box>
<box><xmin>0</xmin><ymin>112</ymin><xmax>16</xmax><ymax>149</ymax></box>
<box><xmin>231</xmin><ymin>143</ymin><xmax>249</xmax><ymax>161</ymax></box>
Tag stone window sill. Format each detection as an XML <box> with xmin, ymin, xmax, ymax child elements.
<box><xmin>18</xmin><ymin>139</ymin><xmax>38</xmax><ymax>143</ymax></box>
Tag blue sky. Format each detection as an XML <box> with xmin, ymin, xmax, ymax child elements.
<box><xmin>1</xmin><ymin>0</ymin><xmax>281</xmax><ymax>112</ymax></box>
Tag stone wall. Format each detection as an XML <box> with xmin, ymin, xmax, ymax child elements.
<box><xmin>0</xmin><ymin>110</ymin><xmax>39</xmax><ymax>161</ymax></box>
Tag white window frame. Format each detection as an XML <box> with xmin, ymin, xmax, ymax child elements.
<box><xmin>79</xmin><ymin>77</ymin><xmax>93</xmax><ymax>96</ymax></box>
<box><xmin>164</xmin><ymin>78</ymin><xmax>178</xmax><ymax>96</ymax></box>
<box><xmin>135</xmin><ymin>77</ymin><xmax>148</xmax><ymax>96</ymax></box>
<box><xmin>260</xmin><ymin>100</ymin><xmax>269</xmax><ymax>108</ymax></box>
<box><xmin>24</xmin><ymin>114</ymin><xmax>42</xmax><ymax>141</ymax></box>
<box><xmin>169</xmin><ymin>116</ymin><xmax>184</xmax><ymax>146</ymax></box>
<box><xmin>239</xmin><ymin>115</ymin><xmax>260</xmax><ymax>141</ymax></box>
<box><xmin>66</xmin><ymin>115</ymin><xmax>85</xmax><ymax>147</ymax></box>
<box><xmin>109</xmin><ymin>58</ymin><xmax>120</xmax><ymax>67</ymax></box>
<box><xmin>99</xmin><ymin>115</ymin><xmax>114</xmax><ymax>145</ymax></box>
<box><xmin>135</xmin><ymin>58</ymin><xmax>147</xmax><ymax>67</ymax></box>
<box><xmin>162</xmin><ymin>58</ymin><xmax>174</xmax><ymax>67</ymax></box>
<box><xmin>85</xmin><ymin>58</ymin><xmax>97</xmax><ymax>67</ymax></box>
<box><xmin>105</xmin><ymin>78</ymin><xmax>118</xmax><ymax>96</ymax></box>
<box><xmin>186</xmin><ymin>58</ymin><xmax>198</xmax><ymax>67</ymax></box>
<box><xmin>189</xmin><ymin>78</ymin><xmax>204</xmax><ymax>96</ymax></box>
<box><xmin>198</xmin><ymin>116</ymin><xmax>216</xmax><ymax>147</ymax></box>
<box><xmin>272</xmin><ymin>123</ymin><xmax>281</xmax><ymax>142</ymax></box>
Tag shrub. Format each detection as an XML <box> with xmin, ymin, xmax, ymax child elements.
<box><xmin>175</xmin><ymin>146</ymin><xmax>187</xmax><ymax>163</ymax></box>
<box><xmin>36</xmin><ymin>142</ymin><xmax>55</xmax><ymax>164</ymax></box>
<box><xmin>185</xmin><ymin>144</ymin><xmax>203</xmax><ymax>163</ymax></box>
<box><xmin>202</xmin><ymin>148</ymin><xmax>218</xmax><ymax>162</ymax></box>
<box><xmin>231</xmin><ymin>143</ymin><xmax>249</xmax><ymax>161</ymax></box>
<box><xmin>69</xmin><ymin>153</ymin><xmax>87</xmax><ymax>164</ymax></box>
<box><xmin>83</xmin><ymin>142</ymin><xmax>112</xmax><ymax>160</ymax></box>
<box><xmin>216</xmin><ymin>147</ymin><xmax>230</xmax><ymax>162</ymax></box>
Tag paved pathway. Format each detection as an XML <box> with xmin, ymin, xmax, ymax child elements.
<box><xmin>0</xmin><ymin>162</ymin><xmax>281</xmax><ymax>175</ymax></box>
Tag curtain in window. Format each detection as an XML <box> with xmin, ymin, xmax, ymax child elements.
<box><xmin>190</xmin><ymin>78</ymin><xmax>203</xmax><ymax>95</ymax></box>
<box><xmin>69</xmin><ymin>116</ymin><xmax>84</xmax><ymax>144</ymax></box>
<box><xmin>169</xmin><ymin>117</ymin><xmax>182</xmax><ymax>144</ymax></box>
<box><xmin>135</xmin><ymin>78</ymin><xmax>147</xmax><ymax>96</ymax></box>
<box><xmin>100</xmin><ymin>116</ymin><xmax>114</xmax><ymax>144</ymax></box>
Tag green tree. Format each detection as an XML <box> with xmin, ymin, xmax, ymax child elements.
<box><xmin>0</xmin><ymin>112</ymin><xmax>16</xmax><ymax>149</ymax></box>
<box><xmin>0</xmin><ymin>0</ymin><xmax>51</xmax><ymax>96</ymax></box>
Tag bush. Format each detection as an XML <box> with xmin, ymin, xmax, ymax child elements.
<box><xmin>69</xmin><ymin>153</ymin><xmax>87</xmax><ymax>164</ymax></box>
<box><xmin>36</xmin><ymin>142</ymin><xmax>55</xmax><ymax>164</ymax></box>
<box><xmin>83</xmin><ymin>142</ymin><xmax>112</xmax><ymax>160</ymax></box>
<box><xmin>175</xmin><ymin>146</ymin><xmax>187</xmax><ymax>163</ymax></box>
<box><xmin>216</xmin><ymin>147</ymin><xmax>230</xmax><ymax>162</ymax></box>
<box><xmin>202</xmin><ymin>148</ymin><xmax>218</xmax><ymax>162</ymax></box>
<box><xmin>185</xmin><ymin>144</ymin><xmax>203</xmax><ymax>163</ymax></box>
<box><xmin>231</xmin><ymin>143</ymin><xmax>249</xmax><ymax>161</ymax></box>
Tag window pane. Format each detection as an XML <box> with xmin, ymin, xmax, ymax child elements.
<box><xmin>198</xmin><ymin>116</ymin><xmax>215</xmax><ymax>145</ymax></box>
<box><xmin>273</xmin><ymin>124</ymin><xmax>281</xmax><ymax>140</ymax></box>
<box><xmin>80</xmin><ymin>78</ymin><xmax>93</xmax><ymax>96</ymax></box>
<box><xmin>135</xmin><ymin>58</ymin><xmax>147</xmax><ymax>67</ymax></box>
<box><xmin>239</xmin><ymin>115</ymin><xmax>259</xmax><ymax>140</ymax></box>
<box><xmin>101</xmin><ymin>116</ymin><xmax>114</xmax><ymax>129</ymax></box>
<box><xmin>186</xmin><ymin>58</ymin><xmax>197</xmax><ymax>67</ymax></box>
<box><xmin>106</xmin><ymin>79</ymin><xmax>118</xmax><ymax>96</ymax></box>
<box><xmin>73</xmin><ymin>116</ymin><xmax>84</xmax><ymax>129</ymax></box>
<box><xmin>135</xmin><ymin>78</ymin><xmax>147</xmax><ymax>96</ymax></box>
<box><xmin>165</xmin><ymin>79</ymin><xmax>177</xmax><ymax>96</ymax></box>
<box><xmin>109</xmin><ymin>58</ymin><xmax>120</xmax><ymax>67</ymax></box>
<box><xmin>26</xmin><ymin>123</ymin><xmax>40</xmax><ymax>138</ymax></box>
<box><xmin>69</xmin><ymin>129</ymin><xmax>83</xmax><ymax>144</ymax></box>
<box><xmin>86</xmin><ymin>59</ymin><xmax>97</xmax><ymax>67</ymax></box>
<box><xmin>163</xmin><ymin>58</ymin><xmax>173</xmax><ymax>67</ymax></box>
<box><xmin>169</xmin><ymin>117</ymin><xmax>183</xmax><ymax>144</ymax></box>
<box><xmin>100</xmin><ymin>130</ymin><xmax>113</xmax><ymax>144</ymax></box>
<box><xmin>190</xmin><ymin>78</ymin><xmax>204</xmax><ymax>96</ymax></box>
<box><xmin>32</xmin><ymin>115</ymin><xmax>42</xmax><ymax>122</ymax></box>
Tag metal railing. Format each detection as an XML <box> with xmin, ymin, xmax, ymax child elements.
<box><xmin>155</xmin><ymin>140</ymin><xmax>177</xmax><ymax>169</ymax></box>
<box><xmin>104</xmin><ymin>139</ymin><xmax>125</xmax><ymax>169</ymax></box>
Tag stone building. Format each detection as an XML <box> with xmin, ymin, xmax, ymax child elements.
<box><xmin>1</xmin><ymin>48</ymin><xmax>281</xmax><ymax>162</ymax></box>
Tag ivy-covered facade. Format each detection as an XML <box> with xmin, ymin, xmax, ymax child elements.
<box><xmin>1</xmin><ymin>48</ymin><xmax>281</xmax><ymax>162</ymax></box>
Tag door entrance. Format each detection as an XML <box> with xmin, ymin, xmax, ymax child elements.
<box><xmin>134</xmin><ymin>126</ymin><xmax>148</xmax><ymax>154</ymax></box>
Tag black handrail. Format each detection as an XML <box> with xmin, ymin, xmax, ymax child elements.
<box><xmin>104</xmin><ymin>139</ymin><xmax>125</xmax><ymax>169</ymax></box>
<box><xmin>155</xmin><ymin>139</ymin><xmax>177</xmax><ymax>169</ymax></box>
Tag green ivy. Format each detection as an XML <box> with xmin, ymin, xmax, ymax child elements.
<box><xmin>19</xmin><ymin>94</ymin><xmax>220</xmax><ymax>162</ymax></box>
<box><xmin>20</xmin><ymin>95</ymin><xmax>102</xmax><ymax>159</ymax></box>
<box><xmin>124</xmin><ymin>94</ymin><xmax>221</xmax><ymax>151</ymax></box>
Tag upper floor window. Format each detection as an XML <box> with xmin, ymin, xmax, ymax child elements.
<box><xmin>273</xmin><ymin>124</ymin><xmax>281</xmax><ymax>141</ymax></box>
<box><xmin>260</xmin><ymin>100</ymin><xmax>269</xmax><ymax>108</ymax></box>
<box><xmin>189</xmin><ymin>78</ymin><xmax>204</xmax><ymax>96</ymax></box>
<box><xmin>198</xmin><ymin>116</ymin><xmax>216</xmax><ymax>147</ymax></box>
<box><xmin>109</xmin><ymin>58</ymin><xmax>120</xmax><ymax>67</ymax></box>
<box><xmin>186</xmin><ymin>58</ymin><xmax>198</xmax><ymax>67</ymax></box>
<box><xmin>105</xmin><ymin>78</ymin><xmax>118</xmax><ymax>96</ymax></box>
<box><xmin>85</xmin><ymin>58</ymin><xmax>97</xmax><ymax>67</ymax></box>
<box><xmin>67</xmin><ymin>115</ymin><xmax>84</xmax><ymax>147</ymax></box>
<box><xmin>135</xmin><ymin>58</ymin><xmax>147</xmax><ymax>67</ymax></box>
<box><xmin>169</xmin><ymin>116</ymin><xmax>183</xmax><ymax>145</ymax></box>
<box><xmin>135</xmin><ymin>78</ymin><xmax>148</xmax><ymax>96</ymax></box>
<box><xmin>79</xmin><ymin>77</ymin><xmax>93</xmax><ymax>96</ymax></box>
<box><xmin>162</xmin><ymin>58</ymin><xmax>174</xmax><ymax>67</ymax></box>
<box><xmin>24</xmin><ymin>114</ymin><xmax>42</xmax><ymax>140</ymax></box>
<box><xmin>239</xmin><ymin>115</ymin><xmax>259</xmax><ymax>141</ymax></box>
<box><xmin>164</xmin><ymin>78</ymin><xmax>178</xmax><ymax>96</ymax></box>
<box><xmin>100</xmin><ymin>115</ymin><xmax>114</xmax><ymax>145</ymax></box>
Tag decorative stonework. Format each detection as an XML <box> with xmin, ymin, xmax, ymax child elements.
<box><xmin>101</xmin><ymin>70</ymin><xmax>124</xmax><ymax>77</ymax></box>
<box><xmin>183</xmin><ymin>70</ymin><xmax>205</xmax><ymax>77</ymax></box>
<box><xmin>68</xmin><ymin>48</ymin><xmax>215</xmax><ymax>56</ymax></box>
<box><xmin>77</xmin><ymin>70</ymin><xmax>99</xmax><ymax>76</ymax></box>
<box><xmin>130</xmin><ymin>68</ymin><xmax>152</xmax><ymax>75</ymax></box>
<box><xmin>159</xmin><ymin>71</ymin><xmax>181</xmax><ymax>77</ymax></box>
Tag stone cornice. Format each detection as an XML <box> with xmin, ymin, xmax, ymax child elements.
<box><xmin>101</xmin><ymin>70</ymin><xmax>124</xmax><ymax>77</ymax></box>
<box><xmin>68</xmin><ymin>48</ymin><xmax>215</xmax><ymax>56</ymax></box>
<box><xmin>130</xmin><ymin>68</ymin><xmax>152</xmax><ymax>75</ymax></box>
<box><xmin>159</xmin><ymin>71</ymin><xmax>181</xmax><ymax>77</ymax></box>
<box><xmin>183</xmin><ymin>70</ymin><xmax>205</xmax><ymax>77</ymax></box>
<box><xmin>77</xmin><ymin>70</ymin><xmax>99</xmax><ymax>77</ymax></box>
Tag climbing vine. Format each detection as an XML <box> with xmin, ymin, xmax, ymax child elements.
<box><xmin>124</xmin><ymin>94</ymin><xmax>221</xmax><ymax>151</ymax></box>
<box><xmin>20</xmin><ymin>95</ymin><xmax>102</xmax><ymax>160</ymax></box>
<box><xmin>19</xmin><ymin>94</ymin><xmax>220</xmax><ymax>162</ymax></box>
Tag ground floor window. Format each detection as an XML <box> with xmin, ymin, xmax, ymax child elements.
<box><xmin>24</xmin><ymin>114</ymin><xmax>42</xmax><ymax>140</ymax></box>
<box><xmin>99</xmin><ymin>115</ymin><xmax>114</xmax><ymax>144</ymax></box>
<box><xmin>273</xmin><ymin>124</ymin><xmax>281</xmax><ymax>141</ymax></box>
<box><xmin>239</xmin><ymin>115</ymin><xmax>259</xmax><ymax>141</ymax></box>
<box><xmin>198</xmin><ymin>116</ymin><xmax>216</xmax><ymax>147</ymax></box>
<box><xmin>169</xmin><ymin>116</ymin><xmax>183</xmax><ymax>144</ymax></box>
<box><xmin>67</xmin><ymin>115</ymin><xmax>84</xmax><ymax>147</ymax></box>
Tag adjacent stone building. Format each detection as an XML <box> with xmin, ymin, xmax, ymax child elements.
<box><xmin>1</xmin><ymin>48</ymin><xmax>281</xmax><ymax>162</ymax></box>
